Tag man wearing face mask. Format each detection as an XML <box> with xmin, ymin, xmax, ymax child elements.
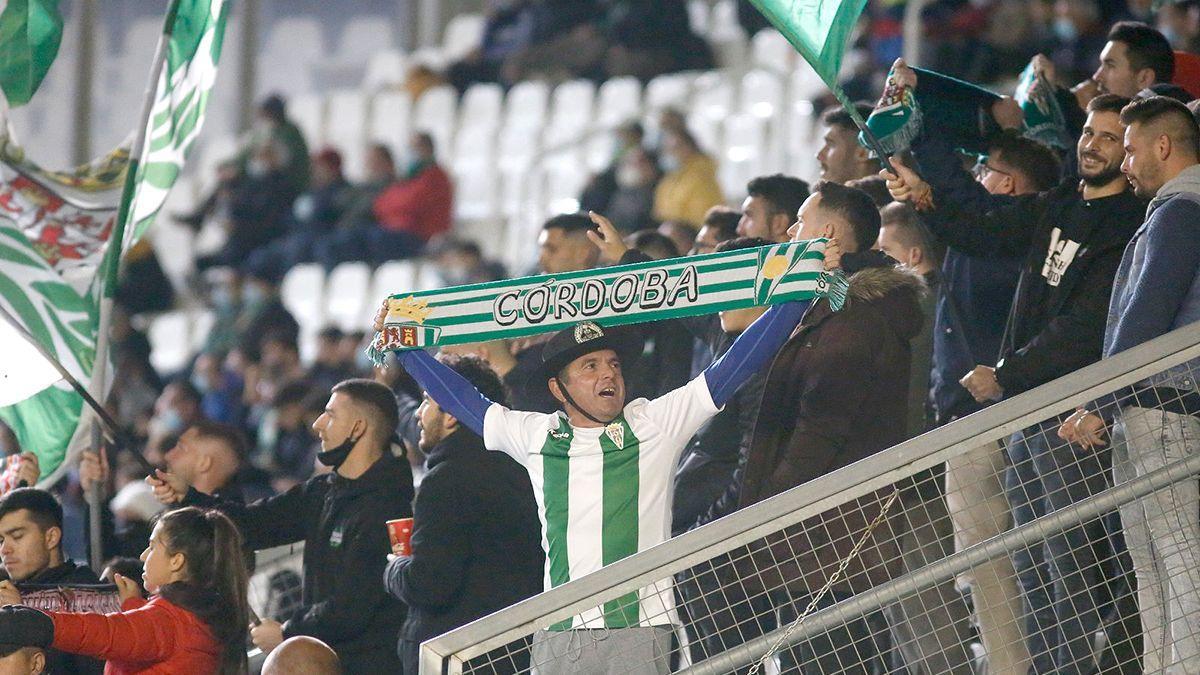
<box><xmin>147</xmin><ymin>379</ymin><xmax>413</xmax><ymax>674</ymax></box>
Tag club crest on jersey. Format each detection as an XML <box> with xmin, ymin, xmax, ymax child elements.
<box><xmin>605</xmin><ymin>422</ymin><xmax>625</xmax><ymax>447</ymax></box>
<box><xmin>575</xmin><ymin>321</ymin><xmax>604</xmax><ymax>344</ymax></box>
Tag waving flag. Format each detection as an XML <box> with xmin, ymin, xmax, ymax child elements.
<box><xmin>0</xmin><ymin>143</ymin><xmax>126</xmax><ymax>478</ymax></box>
<box><xmin>0</xmin><ymin>0</ymin><xmax>228</xmax><ymax>482</ymax></box>
<box><xmin>0</xmin><ymin>0</ymin><xmax>63</xmax><ymax>106</ymax></box>
<box><xmin>749</xmin><ymin>0</ymin><xmax>868</xmax><ymax>87</ymax></box>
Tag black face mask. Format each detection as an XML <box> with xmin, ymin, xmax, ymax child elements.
<box><xmin>317</xmin><ymin>430</ymin><xmax>363</xmax><ymax>469</ymax></box>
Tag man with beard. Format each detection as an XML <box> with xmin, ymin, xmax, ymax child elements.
<box><xmin>885</xmin><ymin>92</ymin><xmax>1145</xmax><ymax>673</ymax></box>
<box><xmin>148</xmin><ymin>379</ymin><xmax>412</xmax><ymax>674</ymax></box>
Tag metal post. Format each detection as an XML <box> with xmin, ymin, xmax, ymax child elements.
<box><xmin>237</xmin><ymin>0</ymin><xmax>259</xmax><ymax>132</ymax></box>
<box><xmin>681</xmin><ymin>450</ymin><xmax>1200</xmax><ymax>675</ymax></box>
<box><xmin>72</xmin><ymin>0</ymin><xmax>96</xmax><ymax>165</ymax></box>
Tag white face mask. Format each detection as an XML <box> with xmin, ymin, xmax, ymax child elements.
<box><xmin>616</xmin><ymin>164</ymin><xmax>643</xmax><ymax>188</ymax></box>
<box><xmin>660</xmin><ymin>154</ymin><xmax>681</xmax><ymax>173</ymax></box>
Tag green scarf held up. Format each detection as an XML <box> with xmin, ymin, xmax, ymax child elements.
<box><xmin>368</xmin><ymin>239</ymin><xmax>846</xmax><ymax>364</ymax></box>
<box><xmin>1014</xmin><ymin>61</ymin><xmax>1071</xmax><ymax>151</ymax></box>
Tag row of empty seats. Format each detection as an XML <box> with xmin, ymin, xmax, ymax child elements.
<box><xmin>147</xmin><ymin>260</ymin><xmax>448</xmax><ymax>372</ymax></box>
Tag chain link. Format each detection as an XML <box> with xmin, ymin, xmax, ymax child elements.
<box><xmin>746</xmin><ymin>488</ymin><xmax>902</xmax><ymax>675</ymax></box>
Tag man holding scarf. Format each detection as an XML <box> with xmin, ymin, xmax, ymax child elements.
<box><xmin>376</xmin><ymin>213</ymin><xmax>841</xmax><ymax>675</ymax></box>
<box><xmin>885</xmin><ymin>68</ymin><xmax>1144</xmax><ymax>671</ymax></box>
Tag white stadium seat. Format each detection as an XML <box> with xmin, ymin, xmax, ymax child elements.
<box><xmin>412</xmin><ymin>86</ymin><xmax>458</xmax><ymax>162</ymax></box>
<box><xmin>752</xmin><ymin>29</ymin><xmax>797</xmax><ymax>74</ymax></box>
<box><xmin>259</xmin><ymin>17</ymin><xmax>324</xmax><ymax>96</ymax></box>
<box><xmin>442</xmin><ymin>13</ymin><xmax>486</xmax><ymax>62</ymax></box>
<box><xmin>595</xmin><ymin>76</ymin><xmax>642</xmax><ymax>130</ymax></box>
<box><xmin>545</xmin><ymin>80</ymin><xmax>596</xmax><ymax>148</ymax></box>
<box><xmin>720</xmin><ymin>113</ymin><xmax>767</xmax><ymax>198</ymax></box>
<box><xmin>372</xmin><ymin>260</ymin><xmax>420</xmax><ymax>303</ymax></box>
<box><xmin>369</xmin><ymin>91</ymin><xmax>413</xmax><ymax>158</ymax></box>
<box><xmin>281</xmin><ymin>264</ymin><xmax>327</xmax><ymax>325</ymax></box>
<box><xmin>687</xmin><ymin>0</ymin><xmax>710</xmax><ymax>34</ymax></box>
<box><xmin>325</xmin><ymin>262</ymin><xmax>372</xmax><ymax>331</ymax></box>
<box><xmin>458</xmin><ymin>83</ymin><xmax>505</xmax><ymax>133</ymax></box>
<box><xmin>644</xmin><ymin>73</ymin><xmax>693</xmax><ymax>113</ymax></box>
<box><xmin>324</xmin><ymin>90</ymin><xmax>370</xmax><ymax>179</ymax></box>
<box><xmin>741</xmin><ymin>69</ymin><xmax>787</xmax><ymax>173</ymax></box>
<box><xmin>452</xmin><ymin>162</ymin><xmax>499</xmax><ymax>221</ymax></box>
<box><xmin>289</xmin><ymin>94</ymin><xmax>327</xmax><ymax>147</ymax></box>
<box><xmin>504</xmin><ymin>80</ymin><xmax>550</xmax><ymax>132</ymax></box>
<box><xmin>148</xmin><ymin>312</ymin><xmax>191</xmax><ymax>375</ymax></box>
<box><xmin>362</xmin><ymin>50</ymin><xmax>408</xmax><ymax>91</ymax></box>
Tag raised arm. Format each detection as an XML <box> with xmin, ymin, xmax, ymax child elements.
<box><xmin>703</xmin><ymin>300</ymin><xmax>810</xmax><ymax>408</ymax></box>
<box><xmin>396</xmin><ymin>350</ymin><xmax>494</xmax><ymax>436</ymax></box>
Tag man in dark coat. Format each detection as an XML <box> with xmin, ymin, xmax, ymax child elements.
<box><xmin>886</xmin><ymin>89</ymin><xmax>1145</xmax><ymax>673</ymax></box>
<box><xmin>148</xmin><ymin>379</ymin><xmax>414</xmax><ymax>674</ymax></box>
<box><xmin>385</xmin><ymin>355</ymin><xmax>543</xmax><ymax>675</ymax></box>
<box><xmin>0</xmin><ymin>488</ymin><xmax>104</xmax><ymax>675</ymax></box>
<box><xmin>735</xmin><ymin>182</ymin><xmax>926</xmax><ymax>674</ymax></box>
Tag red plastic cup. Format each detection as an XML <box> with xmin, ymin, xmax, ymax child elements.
<box><xmin>387</xmin><ymin>518</ymin><xmax>414</xmax><ymax>556</ymax></box>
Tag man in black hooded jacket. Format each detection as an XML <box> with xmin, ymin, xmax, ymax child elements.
<box><xmin>385</xmin><ymin>355</ymin><xmax>543</xmax><ymax>675</ymax></box>
<box><xmin>148</xmin><ymin>379</ymin><xmax>413</xmax><ymax>675</ymax></box>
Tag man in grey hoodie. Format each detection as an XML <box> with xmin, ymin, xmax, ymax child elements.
<box><xmin>1062</xmin><ymin>95</ymin><xmax>1200</xmax><ymax>673</ymax></box>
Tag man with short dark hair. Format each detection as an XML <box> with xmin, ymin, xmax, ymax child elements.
<box><xmin>384</xmin><ymin>355</ymin><xmax>543</xmax><ymax>675</ymax></box>
<box><xmin>738</xmin><ymin>174</ymin><xmax>811</xmax><ymax>241</ymax></box>
<box><xmin>886</xmin><ymin>88</ymin><xmax>1145</xmax><ymax>673</ymax></box>
<box><xmin>0</xmin><ymin>489</ymin><xmax>102</xmax><ymax>674</ymax></box>
<box><xmin>149</xmin><ymin>379</ymin><xmax>413</xmax><ymax>674</ymax></box>
<box><xmin>1094</xmin><ymin>22</ymin><xmax>1176</xmax><ymax>98</ymax></box>
<box><xmin>0</xmin><ymin>642</ymin><xmax>44</xmax><ymax>675</ymax></box>
<box><xmin>537</xmin><ymin>213</ymin><xmax>602</xmax><ymax>275</ymax></box>
<box><xmin>735</xmin><ymin>181</ymin><xmax>924</xmax><ymax>673</ymax></box>
<box><xmin>162</xmin><ymin>421</ymin><xmax>246</xmax><ymax>499</ymax></box>
<box><xmin>1061</xmin><ymin>95</ymin><xmax>1200</xmax><ymax>671</ymax></box>
<box><xmin>816</xmin><ymin>103</ymin><xmax>877</xmax><ymax>184</ymax></box>
<box><xmin>690</xmin><ymin>206</ymin><xmax>740</xmax><ymax>255</ymax></box>
<box><xmin>981</xmin><ymin>132</ymin><xmax>1065</xmax><ymax>196</ymax></box>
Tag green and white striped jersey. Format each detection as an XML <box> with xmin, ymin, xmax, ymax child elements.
<box><xmin>483</xmin><ymin>375</ymin><xmax>720</xmax><ymax>629</ymax></box>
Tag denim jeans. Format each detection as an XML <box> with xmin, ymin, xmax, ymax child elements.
<box><xmin>1004</xmin><ymin>421</ymin><xmax>1112</xmax><ymax>674</ymax></box>
<box><xmin>1113</xmin><ymin>406</ymin><xmax>1200</xmax><ymax>674</ymax></box>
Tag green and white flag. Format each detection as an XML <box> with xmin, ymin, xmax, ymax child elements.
<box><xmin>118</xmin><ymin>0</ymin><xmax>229</xmax><ymax>247</ymax></box>
<box><xmin>0</xmin><ymin>142</ymin><xmax>127</xmax><ymax>478</ymax></box>
<box><xmin>372</xmin><ymin>240</ymin><xmax>842</xmax><ymax>359</ymax></box>
<box><xmin>749</xmin><ymin>0</ymin><xmax>868</xmax><ymax>88</ymax></box>
<box><xmin>0</xmin><ymin>0</ymin><xmax>63</xmax><ymax>107</ymax></box>
<box><xmin>0</xmin><ymin>0</ymin><xmax>228</xmax><ymax>481</ymax></box>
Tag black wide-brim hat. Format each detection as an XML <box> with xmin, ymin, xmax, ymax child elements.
<box><xmin>542</xmin><ymin>321</ymin><xmax>644</xmax><ymax>377</ymax></box>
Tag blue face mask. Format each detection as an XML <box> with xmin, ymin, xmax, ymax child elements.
<box><xmin>242</xmin><ymin>284</ymin><xmax>267</xmax><ymax>307</ymax></box>
<box><xmin>1053</xmin><ymin>17</ymin><xmax>1079</xmax><ymax>43</ymax></box>
<box><xmin>159</xmin><ymin>409</ymin><xmax>185</xmax><ymax>435</ymax></box>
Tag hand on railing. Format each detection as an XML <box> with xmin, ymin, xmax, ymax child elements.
<box><xmin>1058</xmin><ymin>408</ymin><xmax>1108</xmax><ymax>449</ymax></box>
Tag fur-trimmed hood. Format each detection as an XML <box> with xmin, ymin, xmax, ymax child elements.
<box><xmin>842</xmin><ymin>262</ymin><xmax>928</xmax><ymax>342</ymax></box>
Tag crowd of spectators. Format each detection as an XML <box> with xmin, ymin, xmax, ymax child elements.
<box><xmin>1</xmin><ymin>2</ymin><xmax>1200</xmax><ymax>674</ymax></box>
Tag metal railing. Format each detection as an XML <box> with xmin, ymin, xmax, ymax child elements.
<box><xmin>421</xmin><ymin>319</ymin><xmax>1200</xmax><ymax>674</ymax></box>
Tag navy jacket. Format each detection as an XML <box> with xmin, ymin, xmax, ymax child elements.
<box><xmin>912</xmin><ymin>131</ymin><xmax>1143</xmax><ymax>398</ymax></box>
<box><xmin>384</xmin><ymin>428</ymin><xmax>542</xmax><ymax>645</ymax></box>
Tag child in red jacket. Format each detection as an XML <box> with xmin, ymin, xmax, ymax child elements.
<box><xmin>0</xmin><ymin>507</ymin><xmax>250</xmax><ymax>674</ymax></box>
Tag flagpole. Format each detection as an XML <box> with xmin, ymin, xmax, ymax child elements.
<box><xmin>83</xmin><ymin>0</ymin><xmax>181</xmax><ymax>571</ymax></box>
<box><xmin>830</xmin><ymin>86</ymin><xmax>897</xmax><ymax>175</ymax></box>
<box><xmin>0</xmin><ymin>304</ymin><xmax>150</xmax><ymax>469</ymax></box>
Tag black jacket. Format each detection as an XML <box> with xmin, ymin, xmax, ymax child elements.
<box><xmin>913</xmin><ymin>131</ymin><xmax>1144</xmax><ymax>396</ymax></box>
<box><xmin>384</xmin><ymin>429</ymin><xmax>543</xmax><ymax>645</ymax></box>
<box><xmin>185</xmin><ymin>451</ymin><xmax>414</xmax><ymax>674</ymax></box>
<box><xmin>20</xmin><ymin>561</ymin><xmax>105</xmax><ymax>675</ymax></box>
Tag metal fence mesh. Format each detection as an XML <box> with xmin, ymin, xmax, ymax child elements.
<box><xmin>424</xmin><ymin>327</ymin><xmax>1200</xmax><ymax>675</ymax></box>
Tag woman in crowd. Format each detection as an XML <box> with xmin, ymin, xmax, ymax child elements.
<box><xmin>0</xmin><ymin>507</ymin><xmax>250</xmax><ymax>674</ymax></box>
